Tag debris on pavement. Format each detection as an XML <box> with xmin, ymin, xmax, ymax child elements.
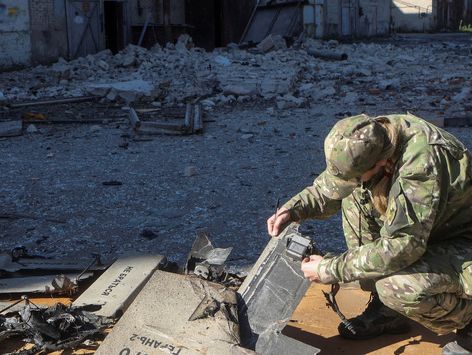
<box><xmin>306</xmin><ymin>48</ymin><xmax>348</xmax><ymax>61</ymax></box>
<box><xmin>128</xmin><ymin>103</ymin><xmax>203</xmax><ymax>136</ymax></box>
<box><xmin>0</xmin><ymin>34</ymin><xmax>470</xmax><ymax>125</ymax></box>
<box><xmin>9</xmin><ymin>96</ymin><xmax>97</xmax><ymax>109</ymax></box>
<box><xmin>0</xmin><ymin>299</ymin><xmax>114</xmax><ymax>353</ymax></box>
<box><xmin>185</xmin><ymin>231</ymin><xmax>233</xmax><ymax>283</ymax></box>
<box><xmin>257</xmin><ymin>34</ymin><xmax>287</xmax><ymax>53</ymax></box>
<box><xmin>0</xmin><ymin>121</ymin><xmax>22</xmax><ymax>138</ymax></box>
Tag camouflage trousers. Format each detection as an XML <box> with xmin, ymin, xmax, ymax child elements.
<box><xmin>342</xmin><ymin>188</ymin><xmax>472</xmax><ymax>334</ymax></box>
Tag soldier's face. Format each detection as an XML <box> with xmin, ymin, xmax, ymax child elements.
<box><xmin>361</xmin><ymin>159</ymin><xmax>389</xmax><ymax>182</ymax></box>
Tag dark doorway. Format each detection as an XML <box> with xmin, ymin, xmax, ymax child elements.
<box><xmin>185</xmin><ymin>0</ymin><xmax>256</xmax><ymax>50</ymax></box>
<box><xmin>104</xmin><ymin>1</ymin><xmax>125</xmax><ymax>53</ymax></box>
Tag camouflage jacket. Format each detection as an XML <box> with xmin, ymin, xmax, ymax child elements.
<box><xmin>284</xmin><ymin>114</ymin><xmax>472</xmax><ymax>284</ymax></box>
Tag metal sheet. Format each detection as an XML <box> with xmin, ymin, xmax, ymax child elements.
<box><xmin>237</xmin><ymin>224</ymin><xmax>320</xmax><ymax>354</ymax></box>
<box><xmin>66</xmin><ymin>0</ymin><xmax>102</xmax><ymax>59</ymax></box>
<box><xmin>241</xmin><ymin>1</ymin><xmax>304</xmax><ymax>44</ymax></box>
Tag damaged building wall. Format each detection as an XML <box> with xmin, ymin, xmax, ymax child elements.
<box><xmin>391</xmin><ymin>0</ymin><xmax>435</xmax><ymax>32</ymax></box>
<box><xmin>30</xmin><ymin>0</ymin><xmax>68</xmax><ymax>65</ymax></box>
<box><xmin>324</xmin><ymin>0</ymin><xmax>390</xmax><ymax>38</ymax></box>
<box><xmin>357</xmin><ymin>0</ymin><xmax>391</xmax><ymax>37</ymax></box>
<box><xmin>0</xmin><ymin>0</ymin><xmax>32</xmax><ymax>69</ymax></box>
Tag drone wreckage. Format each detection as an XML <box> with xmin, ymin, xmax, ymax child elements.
<box><xmin>0</xmin><ymin>226</ymin><xmax>332</xmax><ymax>354</ymax></box>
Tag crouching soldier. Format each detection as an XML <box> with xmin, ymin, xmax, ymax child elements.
<box><xmin>267</xmin><ymin>114</ymin><xmax>472</xmax><ymax>354</ymax></box>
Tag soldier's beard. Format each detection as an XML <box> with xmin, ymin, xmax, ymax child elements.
<box><xmin>371</xmin><ymin>168</ymin><xmax>392</xmax><ymax>216</ymax></box>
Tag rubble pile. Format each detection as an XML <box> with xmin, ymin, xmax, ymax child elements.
<box><xmin>0</xmin><ymin>35</ymin><xmax>470</xmax><ymax>116</ymax></box>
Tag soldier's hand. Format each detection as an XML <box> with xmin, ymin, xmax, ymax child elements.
<box><xmin>301</xmin><ymin>255</ymin><xmax>323</xmax><ymax>282</ymax></box>
<box><xmin>267</xmin><ymin>206</ymin><xmax>291</xmax><ymax>237</ymax></box>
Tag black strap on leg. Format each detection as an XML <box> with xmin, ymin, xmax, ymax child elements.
<box><xmin>322</xmin><ymin>283</ymin><xmax>357</xmax><ymax>335</ymax></box>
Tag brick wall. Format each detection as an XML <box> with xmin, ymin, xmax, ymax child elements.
<box><xmin>30</xmin><ymin>0</ymin><xmax>54</xmax><ymax>29</ymax></box>
<box><xmin>29</xmin><ymin>0</ymin><xmax>68</xmax><ymax>64</ymax></box>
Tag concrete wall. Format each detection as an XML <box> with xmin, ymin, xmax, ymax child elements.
<box><xmin>29</xmin><ymin>0</ymin><xmax>68</xmax><ymax>65</ymax></box>
<box><xmin>0</xmin><ymin>0</ymin><xmax>31</xmax><ymax>69</ymax></box>
<box><xmin>357</xmin><ymin>0</ymin><xmax>391</xmax><ymax>37</ymax></box>
<box><xmin>322</xmin><ymin>0</ymin><xmax>390</xmax><ymax>38</ymax></box>
<box><xmin>326</xmin><ymin>0</ymin><xmax>341</xmax><ymax>36</ymax></box>
<box><xmin>391</xmin><ymin>0</ymin><xmax>435</xmax><ymax>32</ymax></box>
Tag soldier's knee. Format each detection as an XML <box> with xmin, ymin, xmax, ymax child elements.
<box><xmin>375</xmin><ymin>276</ymin><xmax>423</xmax><ymax>313</ymax></box>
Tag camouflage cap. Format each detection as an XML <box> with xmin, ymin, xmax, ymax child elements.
<box><xmin>321</xmin><ymin>114</ymin><xmax>391</xmax><ymax>199</ymax></box>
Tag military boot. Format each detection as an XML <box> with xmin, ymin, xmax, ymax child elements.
<box><xmin>338</xmin><ymin>292</ymin><xmax>411</xmax><ymax>340</ymax></box>
<box><xmin>443</xmin><ymin>321</ymin><xmax>472</xmax><ymax>355</ymax></box>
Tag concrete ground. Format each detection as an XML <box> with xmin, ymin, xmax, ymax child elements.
<box><xmin>288</xmin><ymin>283</ymin><xmax>455</xmax><ymax>355</ymax></box>
<box><xmin>1</xmin><ymin>33</ymin><xmax>471</xmax><ymax>268</ymax></box>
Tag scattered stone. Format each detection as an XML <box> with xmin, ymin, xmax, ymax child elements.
<box><xmin>0</xmin><ymin>120</ymin><xmax>22</xmax><ymax>137</ymax></box>
<box><xmin>175</xmin><ymin>34</ymin><xmax>194</xmax><ymax>52</ymax></box>
<box><xmin>452</xmin><ymin>87</ymin><xmax>471</xmax><ymax>103</ymax></box>
<box><xmin>241</xmin><ymin>134</ymin><xmax>254</xmax><ymax>140</ymax></box>
<box><xmin>369</xmin><ymin>88</ymin><xmax>381</xmax><ymax>95</ymax></box>
<box><xmin>201</xmin><ymin>98</ymin><xmax>216</xmax><ymax>110</ymax></box>
<box><xmin>102</xmin><ymin>180</ymin><xmax>123</xmax><ymax>186</ymax></box>
<box><xmin>140</xmin><ymin>229</ymin><xmax>159</xmax><ymax>240</ymax></box>
<box><xmin>87</xmin><ymin>80</ymin><xmax>154</xmax><ymax>103</ymax></box>
<box><xmin>257</xmin><ymin>34</ymin><xmax>287</xmax><ymax>53</ymax></box>
<box><xmin>105</xmin><ymin>89</ymin><xmax>118</xmax><ymax>101</ymax></box>
<box><xmin>219</xmin><ymin>95</ymin><xmax>236</xmax><ymax>104</ymax></box>
<box><xmin>97</xmin><ymin>59</ymin><xmax>109</xmax><ymax>71</ymax></box>
<box><xmin>214</xmin><ymin>55</ymin><xmax>231</xmax><ymax>66</ymax></box>
<box><xmin>226</xmin><ymin>42</ymin><xmax>239</xmax><ymax>50</ymax></box>
<box><xmin>327</xmin><ymin>39</ymin><xmax>339</xmax><ymax>47</ymax></box>
<box><xmin>260</xmin><ymin>77</ymin><xmax>292</xmax><ymax>98</ymax></box>
<box><xmin>90</xmin><ymin>125</ymin><xmax>102</xmax><ymax>132</ymax></box>
<box><xmin>151</xmin><ymin>101</ymin><xmax>162</xmax><ymax>107</ymax></box>
<box><xmin>184</xmin><ymin>166</ymin><xmax>198</xmax><ymax>177</ymax></box>
<box><xmin>343</xmin><ymin>92</ymin><xmax>359</xmax><ymax>104</ymax></box>
<box><xmin>222</xmin><ymin>84</ymin><xmax>257</xmax><ymax>96</ymax></box>
<box><xmin>378</xmin><ymin>79</ymin><xmax>400</xmax><ymax>90</ymax></box>
<box><xmin>276</xmin><ymin>95</ymin><xmax>305</xmax><ymax>110</ymax></box>
<box><xmin>0</xmin><ymin>91</ymin><xmax>6</xmax><ymax>102</ymax></box>
<box><xmin>26</xmin><ymin>124</ymin><xmax>38</xmax><ymax>134</ymax></box>
<box><xmin>118</xmin><ymin>54</ymin><xmax>136</xmax><ymax>67</ymax></box>
<box><xmin>237</xmin><ymin>95</ymin><xmax>251</xmax><ymax>103</ymax></box>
